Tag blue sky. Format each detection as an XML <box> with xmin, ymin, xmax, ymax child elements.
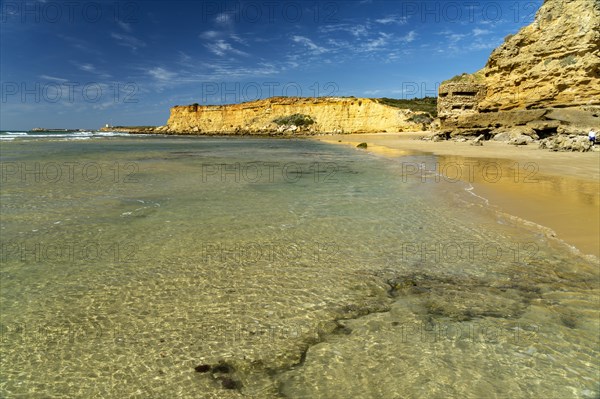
<box><xmin>0</xmin><ymin>0</ymin><xmax>543</xmax><ymax>130</ymax></box>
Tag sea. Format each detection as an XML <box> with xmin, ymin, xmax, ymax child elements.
<box><xmin>0</xmin><ymin>130</ymin><xmax>598</xmax><ymax>398</ymax></box>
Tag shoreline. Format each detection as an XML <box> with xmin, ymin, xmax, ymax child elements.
<box><xmin>314</xmin><ymin>132</ymin><xmax>600</xmax><ymax>258</ymax></box>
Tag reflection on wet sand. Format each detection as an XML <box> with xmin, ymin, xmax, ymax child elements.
<box><xmin>320</xmin><ymin>135</ymin><xmax>600</xmax><ymax>258</ymax></box>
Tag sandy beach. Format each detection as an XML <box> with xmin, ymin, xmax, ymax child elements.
<box><xmin>315</xmin><ymin>132</ymin><xmax>600</xmax><ymax>258</ymax></box>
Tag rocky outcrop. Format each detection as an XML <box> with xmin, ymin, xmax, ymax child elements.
<box><xmin>162</xmin><ymin>97</ymin><xmax>427</xmax><ymax>135</ymax></box>
<box><xmin>437</xmin><ymin>0</ymin><xmax>600</xmax><ymax>148</ymax></box>
<box><xmin>539</xmin><ymin>134</ymin><xmax>597</xmax><ymax>152</ymax></box>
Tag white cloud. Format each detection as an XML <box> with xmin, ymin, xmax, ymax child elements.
<box><xmin>375</xmin><ymin>15</ymin><xmax>408</xmax><ymax>25</ymax></box>
<box><xmin>470</xmin><ymin>40</ymin><xmax>502</xmax><ymax>50</ymax></box>
<box><xmin>292</xmin><ymin>35</ymin><xmax>328</xmax><ymax>55</ymax></box>
<box><xmin>363</xmin><ymin>33</ymin><xmax>390</xmax><ymax>52</ymax></box>
<box><xmin>178</xmin><ymin>51</ymin><xmax>192</xmax><ymax>63</ymax></box>
<box><xmin>320</xmin><ymin>24</ymin><xmax>369</xmax><ymax>38</ymax></box>
<box><xmin>448</xmin><ymin>33</ymin><xmax>467</xmax><ymax>42</ymax></box>
<box><xmin>111</xmin><ymin>32</ymin><xmax>146</xmax><ymax>51</ymax></box>
<box><xmin>205</xmin><ymin>40</ymin><xmax>249</xmax><ymax>57</ymax></box>
<box><xmin>401</xmin><ymin>30</ymin><xmax>417</xmax><ymax>43</ymax></box>
<box><xmin>77</xmin><ymin>63</ymin><xmax>96</xmax><ymax>72</ymax></box>
<box><xmin>117</xmin><ymin>20</ymin><xmax>132</xmax><ymax>32</ymax></box>
<box><xmin>148</xmin><ymin>67</ymin><xmax>177</xmax><ymax>81</ymax></box>
<box><xmin>39</xmin><ymin>75</ymin><xmax>68</xmax><ymax>83</ymax></box>
<box><xmin>215</xmin><ymin>12</ymin><xmax>232</xmax><ymax>25</ymax></box>
<box><xmin>200</xmin><ymin>30</ymin><xmax>221</xmax><ymax>39</ymax></box>
<box><xmin>230</xmin><ymin>33</ymin><xmax>247</xmax><ymax>45</ymax></box>
<box><xmin>57</xmin><ymin>34</ymin><xmax>103</xmax><ymax>55</ymax></box>
<box><xmin>473</xmin><ymin>28</ymin><xmax>490</xmax><ymax>36</ymax></box>
<box><xmin>364</xmin><ymin>88</ymin><xmax>406</xmax><ymax>96</ymax></box>
<box><xmin>70</xmin><ymin>62</ymin><xmax>111</xmax><ymax>79</ymax></box>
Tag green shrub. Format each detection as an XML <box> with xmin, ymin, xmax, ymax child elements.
<box><xmin>408</xmin><ymin>114</ymin><xmax>433</xmax><ymax>125</ymax></box>
<box><xmin>377</xmin><ymin>97</ymin><xmax>438</xmax><ymax>117</ymax></box>
<box><xmin>273</xmin><ymin>114</ymin><xmax>315</xmax><ymax>126</ymax></box>
<box><xmin>559</xmin><ymin>55</ymin><xmax>577</xmax><ymax>67</ymax></box>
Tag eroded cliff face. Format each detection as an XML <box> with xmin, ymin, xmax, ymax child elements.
<box><xmin>481</xmin><ymin>0</ymin><xmax>600</xmax><ymax>111</ymax></box>
<box><xmin>438</xmin><ymin>0</ymin><xmax>600</xmax><ymax>140</ymax></box>
<box><xmin>162</xmin><ymin>97</ymin><xmax>426</xmax><ymax>134</ymax></box>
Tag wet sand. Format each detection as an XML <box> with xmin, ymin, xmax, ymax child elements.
<box><xmin>314</xmin><ymin>132</ymin><xmax>600</xmax><ymax>258</ymax></box>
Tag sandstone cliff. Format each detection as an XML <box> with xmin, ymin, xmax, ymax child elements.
<box><xmin>481</xmin><ymin>0</ymin><xmax>600</xmax><ymax>111</ymax></box>
<box><xmin>438</xmin><ymin>0</ymin><xmax>600</xmax><ymax>145</ymax></box>
<box><xmin>161</xmin><ymin>97</ymin><xmax>427</xmax><ymax>135</ymax></box>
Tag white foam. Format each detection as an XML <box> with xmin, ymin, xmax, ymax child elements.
<box><xmin>464</xmin><ymin>183</ymin><xmax>490</xmax><ymax>205</ymax></box>
<box><xmin>60</xmin><ymin>137</ymin><xmax>91</xmax><ymax>141</ymax></box>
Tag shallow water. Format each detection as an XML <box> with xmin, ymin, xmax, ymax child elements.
<box><xmin>0</xmin><ymin>136</ymin><xmax>598</xmax><ymax>398</ymax></box>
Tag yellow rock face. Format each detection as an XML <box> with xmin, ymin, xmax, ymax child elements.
<box><xmin>165</xmin><ymin>97</ymin><xmax>426</xmax><ymax>134</ymax></box>
<box><xmin>480</xmin><ymin>0</ymin><xmax>600</xmax><ymax>111</ymax></box>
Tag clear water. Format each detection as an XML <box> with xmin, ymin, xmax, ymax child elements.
<box><xmin>1</xmin><ymin>135</ymin><xmax>598</xmax><ymax>398</ymax></box>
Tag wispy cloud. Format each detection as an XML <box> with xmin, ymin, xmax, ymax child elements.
<box><xmin>436</xmin><ymin>28</ymin><xmax>503</xmax><ymax>55</ymax></box>
<box><xmin>57</xmin><ymin>34</ymin><xmax>103</xmax><ymax>55</ymax></box>
<box><xmin>292</xmin><ymin>35</ymin><xmax>329</xmax><ymax>55</ymax></box>
<box><xmin>215</xmin><ymin>12</ymin><xmax>233</xmax><ymax>26</ymax></box>
<box><xmin>364</xmin><ymin>88</ymin><xmax>405</xmax><ymax>95</ymax></box>
<box><xmin>204</xmin><ymin>40</ymin><xmax>249</xmax><ymax>57</ymax></box>
<box><xmin>72</xmin><ymin>62</ymin><xmax>112</xmax><ymax>79</ymax></box>
<box><xmin>117</xmin><ymin>20</ymin><xmax>132</xmax><ymax>32</ymax></box>
<box><xmin>148</xmin><ymin>67</ymin><xmax>177</xmax><ymax>81</ymax></box>
<box><xmin>362</xmin><ymin>33</ymin><xmax>391</xmax><ymax>52</ymax></box>
<box><xmin>320</xmin><ymin>23</ymin><xmax>370</xmax><ymax>37</ymax></box>
<box><xmin>401</xmin><ymin>30</ymin><xmax>417</xmax><ymax>43</ymax></box>
<box><xmin>39</xmin><ymin>75</ymin><xmax>69</xmax><ymax>83</ymax></box>
<box><xmin>200</xmin><ymin>30</ymin><xmax>221</xmax><ymax>40</ymax></box>
<box><xmin>230</xmin><ymin>33</ymin><xmax>248</xmax><ymax>45</ymax></box>
<box><xmin>77</xmin><ymin>63</ymin><xmax>96</xmax><ymax>73</ymax></box>
<box><xmin>375</xmin><ymin>15</ymin><xmax>408</xmax><ymax>25</ymax></box>
<box><xmin>140</xmin><ymin>59</ymin><xmax>281</xmax><ymax>92</ymax></box>
<box><xmin>472</xmin><ymin>28</ymin><xmax>490</xmax><ymax>36</ymax></box>
<box><xmin>178</xmin><ymin>51</ymin><xmax>192</xmax><ymax>63</ymax></box>
<box><xmin>440</xmin><ymin>31</ymin><xmax>467</xmax><ymax>43</ymax></box>
<box><xmin>111</xmin><ymin>32</ymin><xmax>146</xmax><ymax>51</ymax></box>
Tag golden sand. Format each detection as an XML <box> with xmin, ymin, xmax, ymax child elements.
<box><xmin>315</xmin><ymin>132</ymin><xmax>600</xmax><ymax>258</ymax></box>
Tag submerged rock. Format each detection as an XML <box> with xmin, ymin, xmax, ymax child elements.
<box><xmin>219</xmin><ymin>377</ymin><xmax>241</xmax><ymax>390</ymax></box>
<box><xmin>194</xmin><ymin>364</ymin><xmax>211</xmax><ymax>373</ymax></box>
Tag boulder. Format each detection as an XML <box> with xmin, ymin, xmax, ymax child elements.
<box><xmin>491</xmin><ymin>126</ymin><xmax>537</xmax><ymax>140</ymax></box>
<box><xmin>470</xmin><ymin>134</ymin><xmax>485</xmax><ymax>146</ymax></box>
<box><xmin>509</xmin><ymin>135</ymin><xmax>534</xmax><ymax>146</ymax></box>
<box><xmin>492</xmin><ymin>132</ymin><xmax>512</xmax><ymax>142</ymax></box>
<box><xmin>539</xmin><ymin>135</ymin><xmax>594</xmax><ymax>152</ymax></box>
